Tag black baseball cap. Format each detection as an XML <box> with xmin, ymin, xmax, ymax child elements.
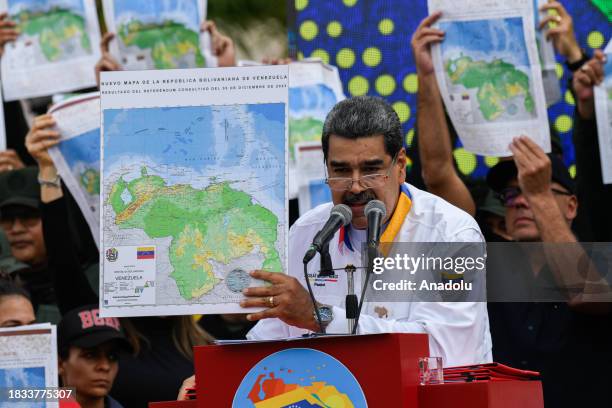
<box><xmin>0</xmin><ymin>167</ymin><xmax>41</xmax><ymax>211</ymax></box>
<box><xmin>58</xmin><ymin>305</ymin><xmax>132</xmax><ymax>353</ymax></box>
<box><xmin>487</xmin><ymin>154</ymin><xmax>575</xmax><ymax>194</ymax></box>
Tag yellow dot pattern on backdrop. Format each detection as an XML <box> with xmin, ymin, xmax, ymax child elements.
<box><xmin>403</xmin><ymin>74</ymin><xmax>418</xmax><ymax>93</ymax></box>
<box><xmin>299</xmin><ymin>20</ymin><xmax>318</xmax><ymax>41</ymax></box>
<box><xmin>336</xmin><ymin>48</ymin><xmax>356</xmax><ymax>68</ymax></box>
<box><xmin>484</xmin><ymin>156</ymin><xmax>499</xmax><ymax>167</ymax></box>
<box><xmin>565</xmin><ymin>90</ymin><xmax>575</xmax><ymax>105</ymax></box>
<box><xmin>569</xmin><ymin>164</ymin><xmax>576</xmax><ymax>179</ymax></box>
<box><xmin>348</xmin><ymin>76</ymin><xmax>369</xmax><ymax>96</ymax></box>
<box><xmin>554</xmin><ymin>114</ymin><xmax>573</xmax><ymax>133</ymax></box>
<box><xmin>392</xmin><ymin>101</ymin><xmax>411</xmax><ymax>123</ymax></box>
<box><xmin>453</xmin><ymin>148</ymin><xmax>477</xmax><ymax>175</ymax></box>
<box><xmin>343</xmin><ymin>0</ymin><xmax>358</xmax><ymax>6</ymax></box>
<box><xmin>310</xmin><ymin>49</ymin><xmax>329</xmax><ymax>64</ymax></box>
<box><xmin>587</xmin><ymin>31</ymin><xmax>604</xmax><ymax>49</ymax></box>
<box><xmin>378</xmin><ymin>18</ymin><xmax>394</xmax><ymax>35</ymax></box>
<box><xmin>555</xmin><ymin>63</ymin><xmax>564</xmax><ymax>79</ymax></box>
<box><xmin>327</xmin><ymin>21</ymin><xmax>342</xmax><ymax>37</ymax></box>
<box><xmin>375</xmin><ymin>75</ymin><xmax>396</xmax><ymax>96</ymax></box>
<box><xmin>362</xmin><ymin>47</ymin><xmax>382</xmax><ymax>67</ymax></box>
<box><xmin>405</xmin><ymin>129</ymin><xmax>415</xmax><ymax>146</ymax></box>
<box><xmin>295</xmin><ymin>0</ymin><xmax>308</xmax><ymax>11</ymax></box>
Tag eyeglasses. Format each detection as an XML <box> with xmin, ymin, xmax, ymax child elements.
<box><xmin>325</xmin><ymin>155</ymin><xmax>397</xmax><ymax>192</ymax></box>
<box><xmin>497</xmin><ymin>186</ymin><xmax>572</xmax><ymax>207</ymax></box>
<box><xmin>0</xmin><ymin>214</ymin><xmax>40</xmax><ymax>230</ymax></box>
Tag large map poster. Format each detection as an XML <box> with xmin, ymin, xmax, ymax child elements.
<box><xmin>0</xmin><ymin>0</ymin><xmax>101</xmax><ymax>100</ymax></box>
<box><xmin>99</xmin><ymin>66</ymin><xmax>288</xmax><ymax>317</ymax></box>
<box><xmin>429</xmin><ymin>0</ymin><xmax>550</xmax><ymax>156</ymax></box>
<box><xmin>102</xmin><ymin>0</ymin><xmax>215</xmax><ymax>71</ymax></box>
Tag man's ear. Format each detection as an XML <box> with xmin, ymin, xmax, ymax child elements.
<box><xmin>396</xmin><ymin>148</ymin><xmax>407</xmax><ymax>183</ymax></box>
<box><xmin>565</xmin><ymin>195</ymin><xmax>578</xmax><ymax>222</ymax></box>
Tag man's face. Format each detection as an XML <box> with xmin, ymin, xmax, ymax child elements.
<box><xmin>0</xmin><ymin>206</ymin><xmax>46</xmax><ymax>266</ymax></box>
<box><xmin>0</xmin><ymin>295</ymin><xmax>36</xmax><ymax>327</ymax></box>
<box><xmin>504</xmin><ymin>180</ymin><xmax>576</xmax><ymax>241</ymax></box>
<box><xmin>59</xmin><ymin>342</ymin><xmax>120</xmax><ymax>400</ymax></box>
<box><xmin>327</xmin><ymin>134</ymin><xmax>406</xmax><ymax>229</ymax></box>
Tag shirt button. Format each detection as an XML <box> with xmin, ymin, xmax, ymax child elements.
<box><xmin>553</xmin><ymin>305</ymin><xmax>558</xmax><ymax>309</ymax></box>
<box><xmin>521</xmin><ymin>360</ymin><xmax>528</xmax><ymax>366</ymax></box>
<box><xmin>527</xmin><ymin>325</ymin><xmax>533</xmax><ymax>331</ymax></box>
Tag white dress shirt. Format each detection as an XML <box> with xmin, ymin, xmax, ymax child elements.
<box><xmin>247</xmin><ymin>183</ymin><xmax>492</xmax><ymax>367</ymax></box>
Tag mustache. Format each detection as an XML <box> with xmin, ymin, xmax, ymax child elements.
<box><xmin>343</xmin><ymin>190</ymin><xmax>376</xmax><ymax>205</ymax></box>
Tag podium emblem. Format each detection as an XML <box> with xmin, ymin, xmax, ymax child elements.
<box><xmin>233</xmin><ymin>348</ymin><xmax>367</xmax><ymax>407</ymax></box>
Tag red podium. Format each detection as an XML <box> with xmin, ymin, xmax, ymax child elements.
<box><xmin>149</xmin><ymin>333</ymin><xmax>543</xmax><ymax>408</ymax></box>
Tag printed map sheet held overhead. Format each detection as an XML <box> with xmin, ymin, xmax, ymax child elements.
<box><xmin>102</xmin><ymin>0</ymin><xmax>216</xmax><ymax>71</ymax></box>
<box><xmin>48</xmin><ymin>92</ymin><xmax>101</xmax><ymax>247</ymax></box>
<box><xmin>429</xmin><ymin>0</ymin><xmax>550</xmax><ymax>156</ymax></box>
<box><xmin>99</xmin><ymin>66</ymin><xmax>288</xmax><ymax>317</ymax></box>
<box><xmin>0</xmin><ymin>0</ymin><xmax>101</xmax><ymax>100</ymax></box>
<box><xmin>594</xmin><ymin>40</ymin><xmax>612</xmax><ymax>184</ymax></box>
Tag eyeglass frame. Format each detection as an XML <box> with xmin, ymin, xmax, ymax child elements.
<box><xmin>497</xmin><ymin>185</ymin><xmax>573</xmax><ymax>207</ymax></box>
<box><xmin>324</xmin><ymin>153</ymin><xmax>399</xmax><ymax>192</ymax></box>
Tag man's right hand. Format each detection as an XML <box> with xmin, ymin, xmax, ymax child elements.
<box><xmin>572</xmin><ymin>50</ymin><xmax>605</xmax><ymax>119</ymax></box>
<box><xmin>24</xmin><ymin>114</ymin><xmax>60</xmax><ymax>171</ymax></box>
<box><xmin>95</xmin><ymin>32</ymin><xmax>121</xmax><ymax>87</ymax></box>
<box><xmin>0</xmin><ymin>12</ymin><xmax>18</xmax><ymax>58</ymax></box>
<box><xmin>411</xmin><ymin>11</ymin><xmax>444</xmax><ymax>77</ymax></box>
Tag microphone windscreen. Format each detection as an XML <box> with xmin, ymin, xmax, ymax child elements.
<box><xmin>365</xmin><ymin>199</ymin><xmax>387</xmax><ymax>219</ymax></box>
<box><xmin>331</xmin><ymin>204</ymin><xmax>352</xmax><ymax>226</ymax></box>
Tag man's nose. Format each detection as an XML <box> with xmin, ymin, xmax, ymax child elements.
<box><xmin>348</xmin><ymin>170</ymin><xmax>366</xmax><ymax>194</ymax></box>
<box><xmin>511</xmin><ymin>193</ymin><xmax>530</xmax><ymax>209</ymax></box>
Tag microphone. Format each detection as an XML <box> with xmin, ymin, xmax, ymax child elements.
<box><xmin>365</xmin><ymin>200</ymin><xmax>386</xmax><ymax>248</ymax></box>
<box><xmin>303</xmin><ymin>204</ymin><xmax>352</xmax><ymax>264</ymax></box>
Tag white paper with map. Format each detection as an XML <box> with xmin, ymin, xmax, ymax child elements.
<box><xmin>102</xmin><ymin>0</ymin><xmax>217</xmax><ymax>71</ymax></box>
<box><xmin>594</xmin><ymin>40</ymin><xmax>612</xmax><ymax>184</ymax></box>
<box><xmin>429</xmin><ymin>0</ymin><xmax>551</xmax><ymax>156</ymax></box>
<box><xmin>0</xmin><ymin>84</ymin><xmax>6</xmax><ymax>151</ymax></box>
<box><xmin>48</xmin><ymin>92</ymin><xmax>101</xmax><ymax>247</ymax></box>
<box><xmin>0</xmin><ymin>324</ymin><xmax>58</xmax><ymax>408</ymax></box>
<box><xmin>99</xmin><ymin>66</ymin><xmax>288</xmax><ymax>317</ymax></box>
<box><xmin>534</xmin><ymin>0</ymin><xmax>561</xmax><ymax>106</ymax></box>
<box><xmin>288</xmin><ymin>60</ymin><xmax>345</xmax><ymax>199</ymax></box>
<box><xmin>295</xmin><ymin>142</ymin><xmax>331</xmax><ymax>216</ymax></box>
<box><xmin>0</xmin><ymin>0</ymin><xmax>101</xmax><ymax>101</ymax></box>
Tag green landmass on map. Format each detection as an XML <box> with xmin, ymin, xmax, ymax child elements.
<box><xmin>289</xmin><ymin>116</ymin><xmax>324</xmax><ymax>159</ymax></box>
<box><xmin>80</xmin><ymin>168</ymin><xmax>100</xmax><ymax>195</ymax></box>
<box><xmin>118</xmin><ymin>19</ymin><xmax>205</xmax><ymax>69</ymax></box>
<box><xmin>445</xmin><ymin>55</ymin><xmax>535</xmax><ymax>121</ymax></box>
<box><xmin>108</xmin><ymin>167</ymin><xmax>280</xmax><ymax>300</ymax></box>
<box><xmin>13</xmin><ymin>6</ymin><xmax>91</xmax><ymax>62</ymax></box>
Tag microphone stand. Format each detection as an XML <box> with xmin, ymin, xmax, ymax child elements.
<box><xmin>344</xmin><ymin>264</ymin><xmax>358</xmax><ymax>334</ymax></box>
<box><xmin>352</xmin><ymin>241</ymin><xmax>379</xmax><ymax>335</ymax></box>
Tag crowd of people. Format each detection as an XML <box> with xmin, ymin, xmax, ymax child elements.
<box><xmin>0</xmin><ymin>1</ymin><xmax>610</xmax><ymax>407</ymax></box>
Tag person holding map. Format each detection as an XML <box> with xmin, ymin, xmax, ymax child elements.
<box><xmin>570</xmin><ymin>50</ymin><xmax>612</xmax><ymax>242</ymax></box>
<box><xmin>242</xmin><ymin>95</ymin><xmax>492</xmax><ymax>367</ymax></box>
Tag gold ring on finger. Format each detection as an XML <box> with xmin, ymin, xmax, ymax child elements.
<box><xmin>267</xmin><ymin>296</ymin><xmax>275</xmax><ymax>308</ymax></box>
<box><xmin>555</xmin><ymin>15</ymin><xmax>562</xmax><ymax>23</ymax></box>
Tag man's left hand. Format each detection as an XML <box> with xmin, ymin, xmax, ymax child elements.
<box><xmin>240</xmin><ymin>270</ymin><xmax>319</xmax><ymax>332</ymax></box>
<box><xmin>509</xmin><ymin>136</ymin><xmax>552</xmax><ymax>198</ymax></box>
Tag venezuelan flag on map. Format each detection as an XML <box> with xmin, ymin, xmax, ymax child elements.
<box><xmin>137</xmin><ymin>247</ymin><xmax>155</xmax><ymax>259</ymax></box>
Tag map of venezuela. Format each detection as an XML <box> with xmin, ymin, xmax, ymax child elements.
<box><xmin>10</xmin><ymin>0</ymin><xmax>91</xmax><ymax>63</ymax></box>
<box><xmin>103</xmin><ymin>103</ymin><xmax>286</xmax><ymax>306</ymax></box>
<box><xmin>440</xmin><ymin>17</ymin><xmax>536</xmax><ymax>123</ymax></box>
<box><xmin>109</xmin><ymin>169</ymin><xmax>280</xmax><ymax>300</ymax></box>
<box><xmin>111</xmin><ymin>0</ymin><xmax>205</xmax><ymax>69</ymax></box>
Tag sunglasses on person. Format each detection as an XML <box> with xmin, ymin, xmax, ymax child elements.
<box><xmin>0</xmin><ymin>207</ymin><xmax>41</xmax><ymax>229</ymax></box>
<box><xmin>497</xmin><ymin>186</ymin><xmax>572</xmax><ymax>207</ymax></box>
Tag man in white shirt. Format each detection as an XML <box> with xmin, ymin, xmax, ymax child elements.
<box><xmin>240</xmin><ymin>96</ymin><xmax>491</xmax><ymax>366</ymax></box>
